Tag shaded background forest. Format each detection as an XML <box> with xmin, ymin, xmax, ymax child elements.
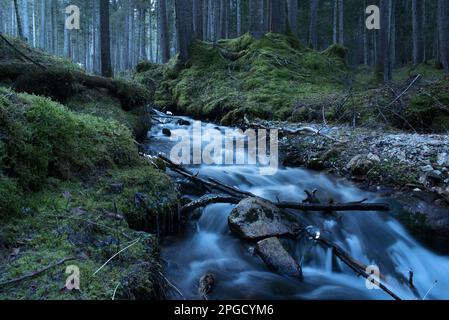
<box><xmin>1</xmin><ymin>0</ymin><xmax>448</xmax><ymax>79</ymax></box>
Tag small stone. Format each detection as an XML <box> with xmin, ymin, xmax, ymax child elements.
<box><xmin>421</xmin><ymin>165</ymin><xmax>434</xmax><ymax>172</ymax></box>
<box><xmin>367</xmin><ymin>153</ymin><xmax>381</xmax><ymax>163</ymax></box>
<box><xmin>162</xmin><ymin>128</ymin><xmax>171</xmax><ymax>136</ymax></box>
<box><xmin>437</xmin><ymin>153</ymin><xmax>449</xmax><ymax>166</ymax></box>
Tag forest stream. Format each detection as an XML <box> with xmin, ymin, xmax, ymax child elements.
<box><xmin>141</xmin><ymin>111</ymin><xmax>449</xmax><ymax>301</ymax></box>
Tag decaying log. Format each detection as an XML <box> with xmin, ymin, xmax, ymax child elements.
<box><xmin>158</xmin><ymin>154</ymin><xmax>391</xmax><ymax>213</ymax></box>
<box><xmin>304</xmin><ymin>228</ymin><xmax>401</xmax><ymax>300</ymax></box>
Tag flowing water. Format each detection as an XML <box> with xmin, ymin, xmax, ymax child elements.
<box><xmin>143</xmin><ymin>111</ymin><xmax>449</xmax><ymax>300</ymax></box>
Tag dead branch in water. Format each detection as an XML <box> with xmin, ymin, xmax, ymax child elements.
<box><xmin>304</xmin><ymin>228</ymin><xmax>401</xmax><ymax>300</ymax></box>
<box><xmin>158</xmin><ymin>155</ymin><xmax>391</xmax><ymax>213</ymax></box>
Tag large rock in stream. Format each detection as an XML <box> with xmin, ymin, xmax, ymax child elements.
<box><xmin>255</xmin><ymin>237</ymin><xmax>302</xmax><ymax>278</ymax></box>
<box><xmin>228</xmin><ymin>197</ymin><xmax>301</xmax><ymax>240</ymax></box>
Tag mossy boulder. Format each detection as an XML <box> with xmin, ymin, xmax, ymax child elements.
<box><xmin>0</xmin><ymin>88</ymin><xmax>139</xmax><ymax>190</ymax></box>
<box><xmin>105</xmin><ymin>166</ymin><xmax>179</xmax><ymax>237</ymax></box>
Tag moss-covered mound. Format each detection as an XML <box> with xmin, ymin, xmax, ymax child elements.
<box><xmin>0</xmin><ymin>87</ymin><xmax>179</xmax><ymax>300</ymax></box>
<box><xmin>0</xmin><ymin>88</ymin><xmax>139</xmax><ymax>190</ymax></box>
<box><xmin>0</xmin><ymin>35</ymin><xmax>153</xmax><ymax>138</ymax></box>
<box><xmin>136</xmin><ymin>33</ymin><xmax>347</xmax><ymax>124</ymax></box>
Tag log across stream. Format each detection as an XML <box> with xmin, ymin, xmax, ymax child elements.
<box><xmin>142</xmin><ymin>111</ymin><xmax>449</xmax><ymax>300</ymax></box>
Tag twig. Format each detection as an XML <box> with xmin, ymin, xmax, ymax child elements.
<box><xmin>159</xmin><ymin>272</ymin><xmax>185</xmax><ymax>299</ymax></box>
<box><xmin>93</xmin><ymin>238</ymin><xmax>141</xmax><ymax>276</ymax></box>
<box><xmin>384</xmin><ymin>74</ymin><xmax>421</xmax><ymax>110</ymax></box>
<box><xmin>0</xmin><ymin>257</ymin><xmax>76</xmax><ymax>288</ymax></box>
<box><xmin>112</xmin><ymin>282</ymin><xmax>120</xmax><ymax>300</ymax></box>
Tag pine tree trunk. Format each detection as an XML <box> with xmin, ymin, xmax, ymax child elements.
<box><xmin>437</xmin><ymin>0</ymin><xmax>449</xmax><ymax>75</ymax></box>
<box><xmin>39</xmin><ymin>0</ymin><xmax>45</xmax><ymax>48</ymax></box>
<box><xmin>412</xmin><ymin>0</ymin><xmax>425</xmax><ymax>65</ymax></box>
<box><xmin>159</xmin><ymin>0</ymin><xmax>170</xmax><ymax>63</ymax></box>
<box><xmin>175</xmin><ymin>0</ymin><xmax>194</xmax><ymax>64</ymax></box>
<box><xmin>100</xmin><ymin>0</ymin><xmax>112</xmax><ymax>77</ymax></box>
<box><xmin>309</xmin><ymin>0</ymin><xmax>319</xmax><ymax>49</ymax></box>
<box><xmin>13</xmin><ymin>0</ymin><xmax>23</xmax><ymax>38</ymax></box>
<box><xmin>287</xmin><ymin>0</ymin><xmax>298</xmax><ymax>37</ymax></box>
<box><xmin>249</xmin><ymin>0</ymin><xmax>264</xmax><ymax>33</ymax></box>
<box><xmin>333</xmin><ymin>0</ymin><xmax>337</xmax><ymax>44</ymax></box>
<box><xmin>270</xmin><ymin>0</ymin><xmax>287</xmax><ymax>34</ymax></box>
<box><xmin>376</xmin><ymin>0</ymin><xmax>392</xmax><ymax>82</ymax></box>
<box><xmin>22</xmin><ymin>0</ymin><xmax>29</xmax><ymax>40</ymax></box>
<box><xmin>338</xmin><ymin>0</ymin><xmax>344</xmax><ymax>45</ymax></box>
<box><xmin>193</xmin><ymin>0</ymin><xmax>203</xmax><ymax>40</ymax></box>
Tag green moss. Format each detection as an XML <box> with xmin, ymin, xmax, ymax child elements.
<box><xmin>114</xmin><ymin>80</ymin><xmax>153</xmax><ymax>112</ymax></box>
<box><xmin>0</xmin><ymin>88</ymin><xmax>139</xmax><ymax>190</ymax></box>
<box><xmin>96</xmin><ymin>165</ymin><xmax>179</xmax><ymax>236</ymax></box>
<box><xmin>0</xmin><ymin>176</ymin><xmax>22</xmax><ymax>219</ymax></box>
<box><xmin>405</xmin><ymin>80</ymin><xmax>449</xmax><ymax>132</ymax></box>
<box><xmin>13</xmin><ymin>67</ymin><xmax>76</xmax><ymax>103</ymax></box>
<box><xmin>138</xmin><ymin>33</ymin><xmax>346</xmax><ymax>124</ymax></box>
<box><xmin>0</xmin><ymin>178</ymin><xmax>166</xmax><ymax>300</ymax></box>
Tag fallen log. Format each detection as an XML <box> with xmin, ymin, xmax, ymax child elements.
<box><xmin>276</xmin><ymin>202</ymin><xmax>390</xmax><ymax>212</ymax></box>
<box><xmin>158</xmin><ymin>154</ymin><xmax>391</xmax><ymax>213</ymax></box>
<box><xmin>304</xmin><ymin>228</ymin><xmax>401</xmax><ymax>300</ymax></box>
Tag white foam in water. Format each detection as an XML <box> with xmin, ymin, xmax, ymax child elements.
<box><xmin>147</xmin><ymin>116</ymin><xmax>449</xmax><ymax>300</ymax></box>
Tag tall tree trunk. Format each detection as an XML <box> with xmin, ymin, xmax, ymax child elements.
<box><xmin>270</xmin><ymin>0</ymin><xmax>287</xmax><ymax>34</ymax></box>
<box><xmin>236</xmin><ymin>0</ymin><xmax>242</xmax><ymax>36</ymax></box>
<box><xmin>175</xmin><ymin>0</ymin><xmax>194</xmax><ymax>64</ymax></box>
<box><xmin>333</xmin><ymin>0</ymin><xmax>337</xmax><ymax>44</ymax></box>
<box><xmin>100</xmin><ymin>0</ymin><xmax>112</xmax><ymax>77</ymax></box>
<box><xmin>412</xmin><ymin>0</ymin><xmax>425</xmax><ymax>65</ymax></box>
<box><xmin>13</xmin><ymin>0</ymin><xmax>23</xmax><ymax>38</ymax></box>
<box><xmin>139</xmin><ymin>8</ymin><xmax>147</xmax><ymax>60</ymax></box>
<box><xmin>39</xmin><ymin>0</ymin><xmax>45</xmax><ymax>48</ymax></box>
<box><xmin>193</xmin><ymin>0</ymin><xmax>204</xmax><ymax>40</ymax></box>
<box><xmin>376</xmin><ymin>0</ymin><xmax>392</xmax><ymax>82</ymax></box>
<box><xmin>309</xmin><ymin>0</ymin><xmax>318</xmax><ymax>49</ymax></box>
<box><xmin>159</xmin><ymin>0</ymin><xmax>170</xmax><ymax>63</ymax></box>
<box><xmin>287</xmin><ymin>0</ymin><xmax>298</xmax><ymax>37</ymax></box>
<box><xmin>437</xmin><ymin>0</ymin><xmax>449</xmax><ymax>75</ymax></box>
<box><xmin>338</xmin><ymin>0</ymin><xmax>344</xmax><ymax>45</ymax></box>
<box><xmin>249</xmin><ymin>0</ymin><xmax>264</xmax><ymax>33</ymax></box>
<box><xmin>22</xmin><ymin>0</ymin><xmax>29</xmax><ymax>40</ymax></box>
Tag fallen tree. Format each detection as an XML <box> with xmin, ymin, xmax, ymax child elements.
<box><xmin>158</xmin><ymin>154</ymin><xmax>391</xmax><ymax>214</ymax></box>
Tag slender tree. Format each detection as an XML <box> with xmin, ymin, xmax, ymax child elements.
<box><xmin>412</xmin><ymin>0</ymin><xmax>425</xmax><ymax>65</ymax></box>
<box><xmin>309</xmin><ymin>0</ymin><xmax>319</xmax><ymax>49</ymax></box>
<box><xmin>159</xmin><ymin>0</ymin><xmax>170</xmax><ymax>63</ymax></box>
<box><xmin>39</xmin><ymin>0</ymin><xmax>45</xmax><ymax>48</ymax></box>
<box><xmin>270</xmin><ymin>0</ymin><xmax>287</xmax><ymax>34</ymax></box>
<box><xmin>287</xmin><ymin>0</ymin><xmax>298</xmax><ymax>37</ymax></box>
<box><xmin>338</xmin><ymin>0</ymin><xmax>344</xmax><ymax>44</ymax></box>
<box><xmin>100</xmin><ymin>0</ymin><xmax>112</xmax><ymax>77</ymax></box>
<box><xmin>174</xmin><ymin>0</ymin><xmax>194</xmax><ymax>63</ymax></box>
<box><xmin>376</xmin><ymin>0</ymin><xmax>392</xmax><ymax>82</ymax></box>
<box><xmin>193</xmin><ymin>0</ymin><xmax>203</xmax><ymax>40</ymax></box>
<box><xmin>249</xmin><ymin>0</ymin><xmax>264</xmax><ymax>33</ymax></box>
<box><xmin>13</xmin><ymin>0</ymin><xmax>23</xmax><ymax>39</ymax></box>
<box><xmin>437</xmin><ymin>0</ymin><xmax>449</xmax><ymax>75</ymax></box>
